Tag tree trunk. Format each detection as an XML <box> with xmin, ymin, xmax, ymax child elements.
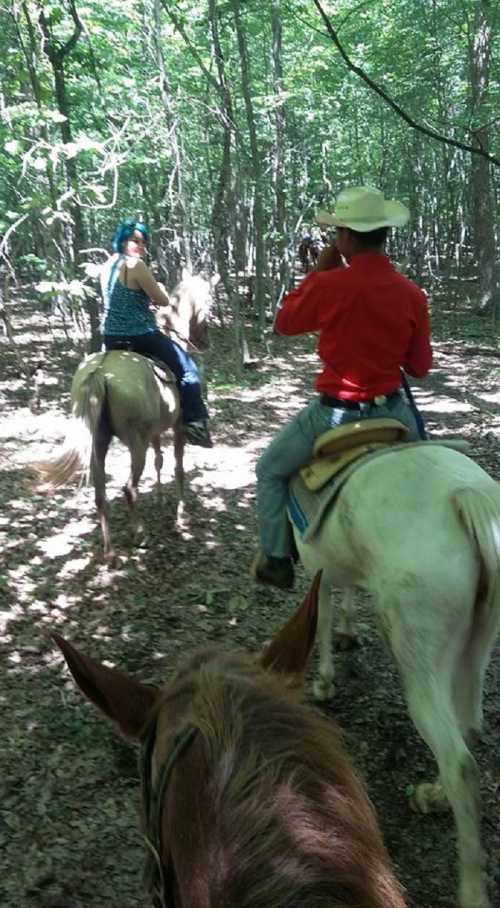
<box><xmin>206</xmin><ymin>0</ymin><xmax>235</xmax><ymax>303</ymax></box>
<box><xmin>151</xmin><ymin>0</ymin><xmax>192</xmax><ymax>284</ymax></box>
<box><xmin>468</xmin><ymin>0</ymin><xmax>499</xmax><ymax>321</ymax></box>
<box><xmin>271</xmin><ymin>0</ymin><xmax>290</xmax><ymax>310</ymax></box>
<box><xmin>231</xmin><ymin>0</ymin><xmax>267</xmax><ymax>332</ymax></box>
<box><xmin>37</xmin><ymin>4</ymin><xmax>86</xmax><ymax>265</ymax></box>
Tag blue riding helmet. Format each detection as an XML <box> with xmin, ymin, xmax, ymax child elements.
<box><xmin>111</xmin><ymin>219</ymin><xmax>150</xmax><ymax>253</ymax></box>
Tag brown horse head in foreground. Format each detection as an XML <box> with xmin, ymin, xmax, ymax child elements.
<box><xmin>53</xmin><ymin>575</ymin><xmax>406</xmax><ymax>907</ymax></box>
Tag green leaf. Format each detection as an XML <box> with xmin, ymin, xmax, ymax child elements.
<box><xmin>227</xmin><ymin>594</ymin><xmax>250</xmax><ymax>612</ymax></box>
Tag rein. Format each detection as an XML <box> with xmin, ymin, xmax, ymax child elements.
<box><xmin>140</xmin><ymin>719</ymin><xmax>197</xmax><ymax>908</ymax></box>
<box><xmin>166</xmin><ymin>324</ymin><xmax>202</xmax><ymax>355</ymax></box>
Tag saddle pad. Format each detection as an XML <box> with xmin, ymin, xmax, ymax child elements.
<box><xmin>288</xmin><ymin>443</ymin><xmax>415</xmax><ymax>543</ymax></box>
<box><xmin>288</xmin><ymin>439</ymin><xmax>469</xmax><ymax>542</ymax></box>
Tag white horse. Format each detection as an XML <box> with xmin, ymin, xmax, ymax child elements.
<box><xmin>293</xmin><ymin>443</ymin><xmax>500</xmax><ymax>908</ymax></box>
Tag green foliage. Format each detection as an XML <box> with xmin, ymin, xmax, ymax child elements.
<box><xmin>1</xmin><ymin>0</ymin><xmax>498</xmax><ymax>323</ymax></box>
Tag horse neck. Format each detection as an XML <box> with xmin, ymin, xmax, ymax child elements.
<box><xmin>167</xmin><ymin>301</ymin><xmax>191</xmax><ymax>348</ymax></box>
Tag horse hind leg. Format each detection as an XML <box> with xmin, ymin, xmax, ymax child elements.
<box><xmin>452</xmin><ymin>576</ymin><xmax>500</xmax><ymax>744</ymax></box>
<box><xmin>91</xmin><ymin>421</ymin><xmax>113</xmax><ymax>561</ymax></box>
<box><xmin>406</xmin><ymin>677</ymin><xmax>488</xmax><ymax>908</ymax></box>
<box><xmin>387</xmin><ymin>595</ymin><xmax>489</xmax><ymax>908</ymax></box>
<box><xmin>151</xmin><ymin>433</ymin><xmax>163</xmax><ymax>502</ymax></box>
<box><xmin>173</xmin><ymin>423</ymin><xmax>185</xmax><ymax>527</ymax></box>
<box><xmin>123</xmin><ymin>434</ymin><xmax>148</xmax><ymax>545</ymax></box>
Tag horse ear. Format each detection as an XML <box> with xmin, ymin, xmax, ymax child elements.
<box><xmin>210</xmin><ymin>272</ymin><xmax>220</xmax><ymax>289</ymax></box>
<box><xmin>260</xmin><ymin>571</ymin><xmax>320</xmax><ymax>676</ymax></box>
<box><xmin>52</xmin><ymin>633</ymin><xmax>159</xmax><ymax>739</ymax></box>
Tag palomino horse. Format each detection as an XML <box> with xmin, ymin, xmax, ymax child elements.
<box><xmin>53</xmin><ymin>575</ymin><xmax>406</xmax><ymax>907</ymax></box>
<box><xmin>292</xmin><ymin>442</ymin><xmax>500</xmax><ymax>908</ymax></box>
<box><xmin>32</xmin><ymin>272</ymin><xmax>214</xmax><ymax>561</ymax></box>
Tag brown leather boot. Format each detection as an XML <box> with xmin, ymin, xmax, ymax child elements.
<box><xmin>251</xmin><ymin>552</ymin><xmax>294</xmax><ymax>591</ymax></box>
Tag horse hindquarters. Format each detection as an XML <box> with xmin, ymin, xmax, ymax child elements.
<box><xmin>381</xmin><ymin>577</ymin><xmax>488</xmax><ymax>908</ymax></box>
<box><xmin>374</xmin><ymin>482</ymin><xmax>500</xmax><ymax>908</ymax></box>
<box><xmin>452</xmin><ymin>484</ymin><xmax>500</xmax><ymax>737</ymax></box>
<box><xmin>296</xmin><ymin>445</ymin><xmax>500</xmax><ymax>908</ymax></box>
<box><xmin>73</xmin><ymin>366</ymin><xmax>115</xmax><ymax>558</ymax></box>
<box><xmin>30</xmin><ymin>356</ymin><xmax>108</xmax><ymax>489</ymax></box>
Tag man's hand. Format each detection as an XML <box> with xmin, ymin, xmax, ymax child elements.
<box><xmin>315</xmin><ymin>244</ymin><xmax>344</xmax><ymax>272</ymax></box>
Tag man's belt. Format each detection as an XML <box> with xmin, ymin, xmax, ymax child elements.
<box><xmin>320</xmin><ymin>390</ymin><xmax>401</xmax><ymax>409</ymax></box>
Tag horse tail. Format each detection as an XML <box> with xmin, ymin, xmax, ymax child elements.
<box><xmin>453</xmin><ymin>482</ymin><xmax>500</xmax><ymax>637</ymax></box>
<box><xmin>31</xmin><ymin>361</ymin><xmax>107</xmax><ymax>489</ymax></box>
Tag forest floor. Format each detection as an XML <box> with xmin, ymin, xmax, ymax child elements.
<box><xmin>1</xmin><ymin>287</ymin><xmax>499</xmax><ymax>908</ymax></box>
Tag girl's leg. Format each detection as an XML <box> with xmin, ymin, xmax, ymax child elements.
<box><xmin>131</xmin><ymin>332</ymin><xmax>209</xmax><ymax>425</ymax></box>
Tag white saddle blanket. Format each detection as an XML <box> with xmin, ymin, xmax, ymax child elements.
<box><xmin>287</xmin><ymin>440</ymin><xmax>467</xmax><ymax>543</ymax></box>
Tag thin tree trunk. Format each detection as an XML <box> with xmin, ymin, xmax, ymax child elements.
<box><xmin>12</xmin><ymin>2</ymin><xmax>61</xmax><ymax>257</ymax></box>
<box><xmin>206</xmin><ymin>0</ymin><xmax>235</xmax><ymax>302</ymax></box>
<box><xmin>231</xmin><ymin>0</ymin><xmax>267</xmax><ymax>332</ymax></box>
<box><xmin>271</xmin><ymin>0</ymin><xmax>290</xmax><ymax>310</ymax></box>
<box><xmin>151</xmin><ymin>0</ymin><xmax>192</xmax><ymax>283</ymax></box>
<box><xmin>468</xmin><ymin>0</ymin><xmax>499</xmax><ymax>321</ymax></box>
<box><xmin>37</xmin><ymin>2</ymin><xmax>86</xmax><ymax>264</ymax></box>
<box><xmin>36</xmin><ymin>2</ymin><xmax>103</xmax><ymax>349</ymax></box>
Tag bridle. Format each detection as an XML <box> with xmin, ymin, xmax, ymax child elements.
<box><xmin>140</xmin><ymin>717</ymin><xmax>197</xmax><ymax>908</ymax></box>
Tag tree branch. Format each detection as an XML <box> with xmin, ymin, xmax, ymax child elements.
<box><xmin>37</xmin><ymin>0</ymin><xmax>82</xmax><ymax>63</ymax></box>
<box><xmin>158</xmin><ymin>0</ymin><xmax>228</xmax><ymax>103</ymax></box>
<box><xmin>312</xmin><ymin>0</ymin><xmax>500</xmax><ymax>168</ymax></box>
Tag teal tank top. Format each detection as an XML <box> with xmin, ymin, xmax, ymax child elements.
<box><xmin>102</xmin><ymin>255</ymin><xmax>157</xmax><ymax>336</ymax></box>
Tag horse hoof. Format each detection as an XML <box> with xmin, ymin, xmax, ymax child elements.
<box><xmin>410</xmin><ymin>782</ymin><xmax>449</xmax><ymax>814</ymax></box>
<box><xmin>313</xmin><ymin>678</ymin><xmax>334</xmax><ymax>702</ymax></box>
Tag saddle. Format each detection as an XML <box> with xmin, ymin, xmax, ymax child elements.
<box><xmin>300</xmin><ymin>418</ymin><xmax>409</xmax><ymax>492</ymax></box>
<box><xmin>107</xmin><ymin>346</ymin><xmax>176</xmax><ymax>386</ymax></box>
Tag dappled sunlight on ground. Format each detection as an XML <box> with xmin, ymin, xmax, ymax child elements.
<box><xmin>419</xmin><ymin>398</ymin><xmax>474</xmax><ymax>414</ymax></box>
<box><xmin>0</xmin><ymin>304</ymin><xmax>499</xmax><ymax>907</ymax></box>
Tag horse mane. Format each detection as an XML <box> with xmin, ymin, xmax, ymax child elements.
<box><xmin>153</xmin><ymin>647</ymin><xmax>405</xmax><ymax>908</ymax></box>
<box><xmin>166</xmin><ymin>272</ymin><xmax>211</xmax><ymax>351</ymax></box>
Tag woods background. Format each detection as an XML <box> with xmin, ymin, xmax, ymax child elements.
<box><xmin>1</xmin><ymin>0</ymin><xmax>499</xmax><ymax>357</ymax></box>
<box><xmin>1</xmin><ymin>5</ymin><xmax>500</xmax><ymax>907</ymax></box>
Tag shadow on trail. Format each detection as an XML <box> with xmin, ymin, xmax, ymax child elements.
<box><xmin>1</xmin><ymin>319</ymin><xmax>499</xmax><ymax>908</ymax></box>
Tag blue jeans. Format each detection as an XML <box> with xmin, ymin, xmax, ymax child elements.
<box><xmin>104</xmin><ymin>331</ymin><xmax>208</xmax><ymax>424</ymax></box>
<box><xmin>256</xmin><ymin>393</ymin><xmax>420</xmax><ymax>558</ymax></box>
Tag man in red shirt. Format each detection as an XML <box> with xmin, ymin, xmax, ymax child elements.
<box><xmin>251</xmin><ymin>186</ymin><xmax>432</xmax><ymax>591</ymax></box>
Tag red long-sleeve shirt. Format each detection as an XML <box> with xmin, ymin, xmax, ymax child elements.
<box><xmin>275</xmin><ymin>252</ymin><xmax>432</xmax><ymax>400</ymax></box>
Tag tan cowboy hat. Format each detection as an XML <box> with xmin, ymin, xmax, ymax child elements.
<box><xmin>316</xmin><ymin>186</ymin><xmax>410</xmax><ymax>232</ymax></box>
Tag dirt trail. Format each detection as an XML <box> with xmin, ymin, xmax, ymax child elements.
<box><xmin>0</xmin><ymin>305</ymin><xmax>499</xmax><ymax>907</ymax></box>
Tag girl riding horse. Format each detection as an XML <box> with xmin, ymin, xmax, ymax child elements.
<box><xmin>101</xmin><ymin>218</ymin><xmax>212</xmax><ymax>448</ymax></box>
